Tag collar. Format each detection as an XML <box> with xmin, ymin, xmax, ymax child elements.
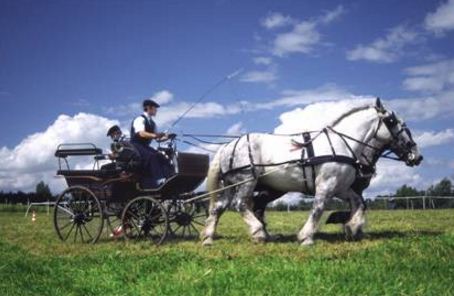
<box><xmin>142</xmin><ymin>112</ymin><xmax>152</xmax><ymax>121</ymax></box>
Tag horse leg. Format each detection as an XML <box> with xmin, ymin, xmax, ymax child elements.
<box><xmin>297</xmin><ymin>192</ymin><xmax>329</xmax><ymax>246</ymax></box>
<box><xmin>342</xmin><ymin>189</ymin><xmax>366</xmax><ymax>240</ymax></box>
<box><xmin>201</xmin><ymin>189</ymin><xmax>231</xmax><ymax>246</ymax></box>
<box><xmin>253</xmin><ymin>189</ymin><xmax>284</xmax><ymax>239</ymax></box>
<box><xmin>235</xmin><ymin>183</ymin><xmax>268</xmax><ymax>243</ymax></box>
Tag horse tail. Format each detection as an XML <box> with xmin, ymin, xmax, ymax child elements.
<box><xmin>206</xmin><ymin>149</ymin><xmax>223</xmax><ymax>206</ymax></box>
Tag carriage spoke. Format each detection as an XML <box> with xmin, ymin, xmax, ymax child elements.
<box><xmin>192</xmin><ymin>220</ymin><xmax>205</xmax><ymax>226</ymax></box>
<box><xmin>190</xmin><ymin>223</ymin><xmax>199</xmax><ymax>235</ymax></box>
<box><xmin>54</xmin><ymin>187</ymin><xmax>104</xmax><ymax>244</ymax></box>
<box><xmin>82</xmin><ymin>224</ymin><xmax>93</xmax><ymax>241</ymax></box>
<box><xmin>59</xmin><ymin>221</ymin><xmax>73</xmax><ymax>231</ymax></box>
<box><xmin>73</xmin><ymin>225</ymin><xmax>79</xmax><ymax>243</ymax></box>
<box><xmin>64</xmin><ymin>223</ymin><xmax>76</xmax><ymax>241</ymax></box>
<box><xmin>80</xmin><ymin>225</ymin><xmax>85</xmax><ymax>242</ymax></box>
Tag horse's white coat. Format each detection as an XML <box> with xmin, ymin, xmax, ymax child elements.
<box><xmin>201</xmin><ymin>100</ymin><xmax>422</xmax><ymax>246</ymax></box>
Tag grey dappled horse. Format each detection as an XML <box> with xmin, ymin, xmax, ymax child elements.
<box><xmin>201</xmin><ymin>99</ymin><xmax>423</xmax><ymax>246</ymax></box>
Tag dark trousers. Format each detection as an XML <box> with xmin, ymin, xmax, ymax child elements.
<box><xmin>132</xmin><ymin>143</ymin><xmax>164</xmax><ymax>189</ymax></box>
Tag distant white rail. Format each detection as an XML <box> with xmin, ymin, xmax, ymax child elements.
<box><xmin>375</xmin><ymin>196</ymin><xmax>454</xmax><ymax>210</ymax></box>
<box><xmin>24</xmin><ymin>201</ymin><xmax>56</xmax><ymax>217</ymax></box>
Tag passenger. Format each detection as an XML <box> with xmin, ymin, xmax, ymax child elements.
<box><xmin>106</xmin><ymin>125</ymin><xmax>125</xmax><ymax>142</ymax></box>
<box><xmin>130</xmin><ymin>99</ymin><xmax>171</xmax><ymax>188</ymax></box>
<box><xmin>105</xmin><ymin>125</ymin><xmax>141</xmax><ymax>172</ymax></box>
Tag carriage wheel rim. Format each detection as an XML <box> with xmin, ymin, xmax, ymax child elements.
<box><xmin>121</xmin><ymin>196</ymin><xmax>169</xmax><ymax>245</ymax></box>
<box><xmin>53</xmin><ymin>185</ymin><xmax>104</xmax><ymax>244</ymax></box>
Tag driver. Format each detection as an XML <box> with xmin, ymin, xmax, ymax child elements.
<box><xmin>130</xmin><ymin>99</ymin><xmax>172</xmax><ymax>188</ymax></box>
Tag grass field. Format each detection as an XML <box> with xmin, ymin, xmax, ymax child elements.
<box><xmin>1</xmin><ymin>209</ymin><xmax>454</xmax><ymax>295</ymax></box>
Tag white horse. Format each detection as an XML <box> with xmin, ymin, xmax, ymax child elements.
<box><xmin>201</xmin><ymin>99</ymin><xmax>423</xmax><ymax>246</ymax></box>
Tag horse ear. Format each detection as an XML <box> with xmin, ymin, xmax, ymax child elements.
<box><xmin>376</xmin><ymin>97</ymin><xmax>385</xmax><ymax>113</ymax></box>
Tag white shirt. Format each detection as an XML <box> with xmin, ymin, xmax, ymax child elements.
<box><xmin>132</xmin><ymin>112</ymin><xmax>153</xmax><ymax>133</ymax></box>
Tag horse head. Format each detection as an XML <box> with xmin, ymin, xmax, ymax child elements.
<box><xmin>375</xmin><ymin>98</ymin><xmax>423</xmax><ymax>167</ymax></box>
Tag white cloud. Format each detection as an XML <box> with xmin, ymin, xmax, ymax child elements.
<box><xmin>268</xmin><ymin>6</ymin><xmax>344</xmax><ymax>57</ymax></box>
<box><xmin>318</xmin><ymin>5</ymin><xmax>345</xmax><ymax>25</ymax></box>
<box><xmin>403</xmin><ymin>59</ymin><xmax>454</xmax><ymax>93</ymax></box>
<box><xmin>253</xmin><ymin>84</ymin><xmax>373</xmax><ymax>111</ymax></box>
<box><xmin>425</xmin><ymin>0</ymin><xmax>454</xmax><ymax>34</ymax></box>
<box><xmin>253</xmin><ymin>56</ymin><xmax>273</xmax><ymax>65</ymax></box>
<box><xmin>272</xmin><ymin>21</ymin><xmax>321</xmax><ymax>56</ymax></box>
<box><xmin>387</xmin><ymin>92</ymin><xmax>454</xmax><ymax>120</ymax></box>
<box><xmin>414</xmin><ymin>129</ymin><xmax>454</xmax><ymax>148</ymax></box>
<box><xmin>105</xmin><ymin>89</ymin><xmax>244</xmax><ymax>127</ymax></box>
<box><xmin>240</xmin><ymin>69</ymin><xmax>277</xmax><ymax>83</ymax></box>
<box><xmin>0</xmin><ymin>113</ymin><xmax>118</xmax><ymax>193</ymax></box>
<box><xmin>368</xmin><ymin>159</ymin><xmax>423</xmax><ymax>197</ymax></box>
<box><xmin>273</xmin><ymin>98</ymin><xmax>375</xmax><ymax>134</ymax></box>
<box><xmin>150</xmin><ymin>90</ymin><xmax>174</xmax><ymax>105</ymax></box>
<box><xmin>261</xmin><ymin>12</ymin><xmax>294</xmax><ymax>29</ymax></box>
<box><xmin>347</xmin><ymin>25</ymin><xmax>419</xmax><ymax>63</ymax></box>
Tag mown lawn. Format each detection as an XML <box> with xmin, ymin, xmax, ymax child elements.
<box><xmin>1</xmin><ymin>209</ymin><xmax>454</xmax><ymax>295</ymax></box>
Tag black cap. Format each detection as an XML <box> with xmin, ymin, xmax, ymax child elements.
<box><xmin>106</xmin><ymin>125</ymin><xmax>121</xmax><ymax>137</ymax></box>
<box><xmin>143</xmin><ymin>99</ymin><xmax>160</xmax><ymax>109</ymax></box>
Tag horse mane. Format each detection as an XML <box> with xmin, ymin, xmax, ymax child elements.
<box><xmin>330</xmin><ymin>104</ymin><xmax>374</xmax><ymax>127</ymax></box>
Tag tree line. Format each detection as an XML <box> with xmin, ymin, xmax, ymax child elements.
<box><xmin>0</xmin><ymin>181</ymin><xmax>54</xmax><ymax>204</ymax></box>
<box><xmin>271</xmin><ymin>177</ymin><xmax>454</xmax><ymax>211</ymax></box>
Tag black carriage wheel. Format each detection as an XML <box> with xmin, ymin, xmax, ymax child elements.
<box><xmin>54</xmin><ymin>186</ymin><xmax>104</xmax><ymax>244</ymax></box>
<box><xmin>121</xmin><ymin>196</ymin><xmax>169</xmax><ymax>245</ymax></box>
<box><xmin>168</xmin><ymin>200</ymin><xmax>208</xmax><ymax>239</ymax></box>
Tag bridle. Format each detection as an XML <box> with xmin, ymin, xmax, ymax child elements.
<box><xmin>327</xmin><ymin>106</ymin><xmax>417</xmax><ymax>167</ymax></box>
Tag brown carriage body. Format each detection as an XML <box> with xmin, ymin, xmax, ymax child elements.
<box><xmin>53</xmin><ymin>143</ymin><xmax>210</xmax><ymax>244</ymax></box>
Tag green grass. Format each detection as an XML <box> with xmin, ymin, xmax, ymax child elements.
<box><xmin>1</xmin><ymin>209</ymin><xmax>454</xmax><ymax>295</ymax></box>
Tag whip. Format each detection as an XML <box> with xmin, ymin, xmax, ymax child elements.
<box><xmin>168</xmin><ymin>68</ymin><xmax>243</xmax><ymax>130</ymax></box>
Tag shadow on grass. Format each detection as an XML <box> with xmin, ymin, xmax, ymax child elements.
<box><xmin>83</xmin><ymin>230</ymin><xmax>445</xmax><ymax>246</ymax></box>
<box><xmin>265</xmin><ymin>230</ymin><xmax>443</xmax><ymax>244</ymax></box>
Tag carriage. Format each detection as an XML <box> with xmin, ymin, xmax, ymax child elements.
<box><xmin>53</xmin><ymin>138</ymin><xmax>209</xmax><ymax>244</ymax></box>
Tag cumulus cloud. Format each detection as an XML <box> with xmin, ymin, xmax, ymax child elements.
<box><xmin>414</xmin><ymin>129</ymin><xmax>454</xmax><ymax>148</ymax></box>
<box><xmin>388</xmin><ymin>90</ymin><xmax>454</xmax><ymax>120</ymax></box>
<box><xmin>273</xmin><ymin>98</ymin><xmax>375</xmax><ymax>134</ymax></box>
<box><xmin>0</xmin><ymin>113</ymin><xmax>118</xmax><ymax>193</ymax></box>
<box><xmin>368</xmin><ymin>159</ymin><xmax>423</xmax><ymax>197</ymax></box>
<box><xmin>240</xmin><ymin>69</ymin><xmax>278</xmax><ymax>83</ymax></box>
<box><xmin>268</xmin><ymin>6</ymin><xmax>344</xmax><ymax>57</ymax></box>
<box><xmin>105</xmin><ymin>89</ymin><xmax>244</xmax><ymax>128</ymax></box>
<box><xmin>255</xmin><ymin>84</ymin><xmax>372</xmax><ymax>110</ymax></box>
<box><xmin>318</xmin><ymin>5</ymin><xmax>345</xmax><ymax>25</ymax></box>
<box><xmin>347</xmin><ymin>25</ymin><xmax>419</xmax><ymax>63</ymax></box>
<box><xmin>261</xmin><ymin>12</ymin><xmax>294</xmax><ymax>29</ymax></box>
<box><xmin>151</xmin><ymin>90</ymin><xmax>174</xmax><ymax>105</ymax></box>
<box><xmin>402</xmin><ymin>59</ymin><xmax>454</xmax><ymax>93</ymax></box>
<box><xmin>253</xmin><ymin>56</ymin><xmax>273</xmax><ymax>65</ymax></box>
<box><xmin>425</xmin><ymin>0</ymin><xmax>454</xmax><ymax>34</ymax></box>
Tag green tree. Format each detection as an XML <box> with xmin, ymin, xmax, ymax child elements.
<box><xmin>394</xmin><ymin>184</ymin><xmax>422</xmax><ymax>197</ymax></box>
<box><xmin>35</xmin><ymin>181</ymin><xmax>52</xmax><ymax>201</ymax></box>
<box><xmin>427</xmin><ymin>178</ymin><xmax>453</xmax><ymax>196</ymax></box>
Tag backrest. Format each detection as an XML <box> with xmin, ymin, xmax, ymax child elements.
<box><xmin>175</xmin><ymin>152</ymin><xmax>209</xmax><ymax>177</ymax></box>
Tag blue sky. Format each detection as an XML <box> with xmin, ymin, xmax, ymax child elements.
<box><xmin>0</xmin><ymin>0</ymin><xmax>453</xmax><ymax>195</ymax></box>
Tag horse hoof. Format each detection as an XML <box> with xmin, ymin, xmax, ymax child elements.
<box><xmin>300</xmin><ymin>238</ymin><xmax>314</xmax><ymax>246</ymax></box>
<box><xmin>252</xmin><ymin>235</ymin><xmax>268</xmax><ymax>244</ymax></box>
<box><xmin>202</xmin><ymin>237</ymin><xmax>213</xmax><ymax>247</ymax></box>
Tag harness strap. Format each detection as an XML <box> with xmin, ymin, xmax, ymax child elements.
<box><xmin>324</xmin><ymin>128</ymin><xmax>336</xmax><ymax>156</ymax></box>
<box><xmin>246</xmin><ymin>134</ymin><xmax>257</xmax><ymax>178</ymax></box>
<box><xmin>302</xmin><ymin>132</ymin><xmax>314</xmax><ymax>158</ymax></box>
<box><xmin>228</xmin><ymin>136</ymin><xmax>242</xmax><ymax>171</ymax></box>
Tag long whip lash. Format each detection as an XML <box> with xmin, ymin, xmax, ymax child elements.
<box><xmin>168</xmin><ymin>68</ymin><xmax>243</xmax><ymax>130</ymax></box>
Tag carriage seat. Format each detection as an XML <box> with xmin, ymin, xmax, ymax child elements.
<box><xmin>57</xmin><ymin>168</ymin><xmax>121</xmax><ymax>179</ymax></box>
<box><xmin>55</xmin><ymin>148</ymin><xmax>103</xmax><ymax>158</ymax></box>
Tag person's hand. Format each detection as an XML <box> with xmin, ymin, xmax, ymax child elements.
<box><xmin>155</xmin><ymin>132</ymin><xmax>166</xmax><ymax>139</ymax></box>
